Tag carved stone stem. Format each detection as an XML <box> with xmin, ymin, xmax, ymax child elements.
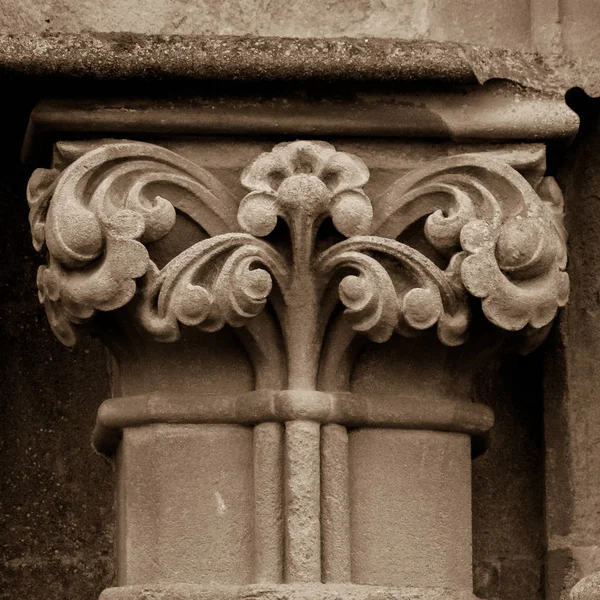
<box><xmin>321</xmin><ymin>423</ymin><xmax>352</xmax><ymax>584</ymax></box>
<box><xmin>285</xmin><ymin>418</ymin><xmax>322</xmax><ymax>582</ymax></box>
<box><xmin>253</xmin><ymin>422</ymin><xmax>284</xmax><ymax>584</ymax></box>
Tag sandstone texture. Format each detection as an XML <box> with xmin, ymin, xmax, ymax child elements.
<box><xmin>0</xmin><ymin>0</ymin><xmax>598</xmax><ymax>59</ymax></box>
<box><xmin>0</xmin><ymin>97</ymin><xmax>115</xmax><ymax>599</ymax></box>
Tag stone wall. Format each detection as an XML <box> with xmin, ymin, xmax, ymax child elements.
<box><xmin>1</xmin><ymin>0</ymin><xmax>599</xmax><ymax>57</ymax></box>
<box><xmin>0</xmin><ymin>98</ymin><xmax>114</xmax><ymax>599</ymax></box>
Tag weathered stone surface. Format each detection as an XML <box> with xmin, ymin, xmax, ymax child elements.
<box><xmin>22</xmin><ymin>88</ymin><xmax>580</xmax><ymax>169</ymax></box>
<box><xmin>0</xmin><ymin>35</ymin><xmax>479</xmax><ymax>83</ymax></box>
<box><xmin>28</xmin><ymin>139</ymin><xmax>569</xmax><ymax>356</ymax></box>
<box><xmin>350</xmin><ymin>430</ymin><xmax>472</xmax><ymax>589</ymax></box>
<box><xmin>117</xmin><ymin>425</ymin><xmax>254</xmax><ymax>585</ymax></box>
<box><xmin>0</xmin><ymin>0</ymin><xmax>599</xmax><ymax>60</ymax></box>
<box><xmin>0</xmin><ymin>0</ymin><xmax>428</xmax><ymax>38</ymax></box>
<box><xmin>570</xmin><ymin>571</ymin><xmax>600</xmax><ymax>600</ymax></box>
<box><xmin>1</xmin><ymin>34</ymin><xmax>600</xmax><ymax>98</ymax></box>
<box><xmin>428</xmin><ymin>0</ymin><xmax>531</xmax><ymax>50</ymax></box>
<box><xmin>98</xmin><ymin>583</ymin><xmax>475</xmax><ymax>600</ymax></box>
<box><xmin>20</xmin><ymin>131</ymin><xmax>570</xmax><ymax>600</ymax></box>
<box><xmin>561</xmin><ymin>0</ymin><xmax>600</xmax><ymax>59</ymax></box>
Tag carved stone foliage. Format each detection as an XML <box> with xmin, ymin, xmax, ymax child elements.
<box><xmin>28</xmin><ymin>139</ymin><xmax>568</xmax><ymax>388</ymax></box>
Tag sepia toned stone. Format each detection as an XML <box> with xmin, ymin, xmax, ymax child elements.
<box><xmin>571</xmin><ymin>572</ymin><xmax>600</xmax><ymax>600</ymax></box>
<box><xmin>2</xmin><ymin>1</ymin><xmax>600</xmax><ymax>59</ymax></box>
<box><xmin>116</xmin><ymin>425</ymin><xmax>254</xmax><ymax>585</ymax></box>
<box><xmin>0</xmin><ymin>28</ymin><xmax>583</xmax><ymax>598</ymax></box>
<box><xmin>3</xmin><ymin>0</ymin><xmax>600</xmax><ymax>592</ymax></box>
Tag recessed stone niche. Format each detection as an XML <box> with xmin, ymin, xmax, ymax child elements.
<box><xmin>21</xmin><ymin>79</ymin><xmax>577</xmax><ymax>600</ymax></box>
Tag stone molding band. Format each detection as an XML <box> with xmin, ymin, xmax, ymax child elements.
<box><xmin>23</xmin><ymin>86</ymin><xmax>579</xmax><ymax>164</ymax></box>
<box><xmin>99</xmin><ymin>583</ymin><xmax>475</xmax><ymax>600</ymax></box>
<box><xmin>92</xmin><ymin>390</ymin><xmax>495</xmax><ymax>455</ymax></box>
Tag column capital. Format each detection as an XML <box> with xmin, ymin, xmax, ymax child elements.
<box><xmin>28</xmin><ymin>138</ymin><xmax>568</xmax><ymax>388</ymax></box>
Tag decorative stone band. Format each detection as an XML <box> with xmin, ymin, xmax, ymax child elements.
<box><xmin>92</xmin><ymin>390</ymin><xmax>495</xmax><ymax>455</ymax></box>
<box><xmin>99</xmin><ymin>583</ymin><xmax>475</xmax><ymax>600</ymax></box>
<box><xmin>23</xmin><ymin>84</ymin><xmax>580</xmax><ymax>165</ymax></box>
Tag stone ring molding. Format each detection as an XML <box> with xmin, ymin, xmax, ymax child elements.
<box><xmin>27</xmin><ymin>138</ymin><xmax>569</xmax><ymax>392</ymax></box>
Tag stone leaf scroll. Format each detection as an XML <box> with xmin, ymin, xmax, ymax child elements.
<box><xmin>27</xmin><ymin>139</ymin><xmax>569</xmax><ymax>389</ymax></box>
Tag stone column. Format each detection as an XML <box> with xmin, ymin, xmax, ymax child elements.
<box><xmin>25</xmin><ymin>130</ymin><xmax>570</xmax><ymax>600</ymax></box>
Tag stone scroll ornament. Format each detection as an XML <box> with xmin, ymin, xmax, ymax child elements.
<box><xmin>27</xmin><ymin>140</ymin><xmax>569</xmax><ymax>389</ymax></box>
